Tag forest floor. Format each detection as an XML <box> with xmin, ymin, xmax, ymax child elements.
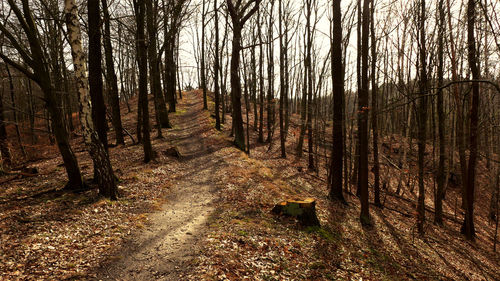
<box><xmin>0</xmin><ymin>90</ymin><xmax>499</xmax><ymax>280</ymax></box>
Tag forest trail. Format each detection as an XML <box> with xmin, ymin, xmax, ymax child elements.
<box><xmin>97</xmin><ymin>92</ymin><xmax>221</xmax><ymax>280</ymax></box>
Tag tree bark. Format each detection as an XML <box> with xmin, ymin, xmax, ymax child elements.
<box><xmin>370</xmin><ymin>0</ymin><xmax>381</xmax><ymax>207</ymax></box>
<box><xmin>214</xmin><ymin>0</ymin><xmax>221</xmax><ymax>130</ymax></box>
<box><xmin>147</xmin><ymin>0</ymin><xmax>170</xmax><ymax>133</ymax></box>
<box><xmin>88</xmin><ymin>0</ymin><xmax>108</xmax><ymax>150</ymax></box>
<box><xmin>434</xmin><ymin>0</ymin><xmax>446</xmax><ymax>225</ymax></box>
<box><xmin>64</xmin><ymin>0</ymin><xmax>117</xmax><ymax>199</ymax></box>
<box><xmin>134</xmin><ymin>0</ymin><xmax>154</xmax><ymax>162</ymax></box>
<box><xmin>328</xmin><ymin>0</ymin><xmax>345</xmax><ymax>203</ymax></box>
<box><xmin>416</xmin><ymin>0</ymin><xmax>428</xmax><ymax>235</ymax></box>
<box><xmin>102</xmin><ymin>0</ymin><xmax>125</xmax><ymax>145</ymax></box>
<box><xmin>462</xmin><ymin>0</ymin><xmax>479</xmax><ymax>240</ymax></box>
<box><xmin>359</xmin><ymin>0</ymin><xmax>371</xmax><ymax>225</ymax></box>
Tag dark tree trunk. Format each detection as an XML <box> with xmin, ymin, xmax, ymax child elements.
<box><xmin>201</xmin><ymin>0</ymin><xmax>208</xmax><ymax>110</ymax></box>
<box><xmin>135</xmin><ymin>0</ymin><xmax>153</xmax><ymax>162</ymax></box>
<box><xmin>226</xmin><ymin>0</ymin><xmax>261</xmax><ymax>151</ymax></box>
<box><xmin>359</xmin><ymin>0</ymin><xmax>371</xmax><ymax>226</ymax></box>
<box><xmin>229</xmin><ymin>23</ymin><xmax>245</xmax><ymax>151</ymax></box>
<box><xmin>278</xmin><ymin>0</ymin><xmax>286</xmax><ymax>158</ymax></box>
<box><xmin>5</xmin><ymin>64</ymin><xmax>25</xmax><ymax>158</ymax></box>
<box><xmin>306</xmin><ymin>0</ymin><xmax>314</xmax><ymax>171</ymax></box>
<box><xmin>462</xmin><ymin>0</ymin><xmax>479</xmax><ymax>240</ymax></box>
<box><xmin>147</xmin><ymin>0</ymin><xmax>170</xmax><ymax>134</ymax></box>
<box><xmin>102</xmin><ymin>0</ymin><xmax>125</xmax><ymax>145</ymax></box>
<box><xmin>65</xmin><ymin>0</ymin><xmax>118</xmax><ymax>199</ymax></box>
<box><xmin>328</xmin><ymin>0</ymin><xmax>345</xmax><ymax>203</ymax></box>
<box><xmin>435</xmin><ymin>0</ymin><xmax>446</xmax><ymax>225</ymax></box>
<box><xmin>214</xmin><ymin>0</ymin><xmax>221</xmax><ymax>130</ymax></box>
<box><xmin>88</xmin><ymin>0</ymin><xmax>108</xmax><ymax>150</ymax></box>
<box><xmin>258</xmin><ymin>8</ymin><xmax>265</xmax><ymax>143</ymax></box>
<box><xmin>0</xmin><ymin>87</ymin><xmax>11</xmax><ymax>167</ymax></box>
<box><xmin>266</xmin><ymin>0</ymin><xmax>275</xmax><ymax>144</ymax></box>
<box><xmin>417</xmin><ymin>0</ymin><xmax>428</xmax><ymax>235</ymax></box>
<box><xmin>370</xmin><ymin>0</ymin><xmax>381</xmax><ymax>207</ymax></box>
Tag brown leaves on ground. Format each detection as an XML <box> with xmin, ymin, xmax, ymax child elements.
<box><xmin>184</xmin><ymin>92</ymin><xmax>499</xmax><ymax>280</ymax></box>
<box><xmin>0</xmin><ymin>95</ymin><xmax>180</xmax><ymax>280</ymax></box>
<box><xmin>1</xmin><ymin>90</ymin><xmax>499</xmax><ymax>280</ymax></box>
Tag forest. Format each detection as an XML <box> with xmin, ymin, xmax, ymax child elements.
<box><xmin>0</xmin><ymin>0</ymin><xmax>499</xmax><ymax>280</ymax></box>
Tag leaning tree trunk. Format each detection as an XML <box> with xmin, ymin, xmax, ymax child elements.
<box><xmin>64</xmin><ymin>0</ymin><xmax>117</xmax><ymax>199</ymax></box>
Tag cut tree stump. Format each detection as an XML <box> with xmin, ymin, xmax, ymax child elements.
<box><xmin>163</xmin><ymin>147</ymin><xmax>182</xmax><ymax>158</ymax></box>
<box><xmin>272</xmin><ymin>198</ymin><xmax>320</xmax><ymax>227</ymax></box>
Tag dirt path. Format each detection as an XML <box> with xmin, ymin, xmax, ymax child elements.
<box><xmin>96</xmin><ymin>92</ymin><xmax>222</xmax><ymax>280</ymax></box>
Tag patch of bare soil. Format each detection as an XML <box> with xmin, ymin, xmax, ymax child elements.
<box><xmin>95</xmin><ymin>91</ymin><xmax>228</xmax><ymax>280</ymax></box>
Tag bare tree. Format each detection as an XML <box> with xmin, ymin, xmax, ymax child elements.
<box><xmin>226</xmin><ymin>0</ymin><xmax>262</xmax><ymax>151</ymax></box>
<box><xmin>64</xmin><ymin>0</ymin><xmax>117</xmax><ymax>199</ymax></box>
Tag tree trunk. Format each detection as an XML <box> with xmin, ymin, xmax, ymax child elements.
<box><xmin>417</xmin><ymin>0</ymin><xmax>428</xmax><ymax>235</ymax></box>
<box><xmin>359</xmin><ymin>0</ymin><xmax>371</xmax><ymax>226</ymax></box>
<box><xmin>214</xmin><ymin>0</ymin><xmax>221</xmax><ymax>131</ymax></box>
<box><xmin>462</xmin><ymin>0</ymin><xmax>479</xmax><ymax>240</ymax></box>
<box><xmin>5</xmin><ymin>64</ymin><xmax>25</xmax><ymax>158</ymax></box>
<box><xmin>258</xmin><ymin>8</ymin><xmax>265</xmax><ymax>143</ymax></box>
<box><xmin>434</xmin><ymin>0</ymin><xmax>446</xmax><ymax>225</ymax></box>
<box><xmin>0</xmin><ymin>86</ymin><xmax>11</xmax><ymax>167</ymax></box>
<box><xmin>102</xmin><ymin>0</ymin><xmax>125</xmax><ymax>145</ymax></box>
<box><xmin>370</xmin><ymin>0</ymin><xmax>381</xmax><ymax>207</ymax></box>
<box><xmin>278</xmin><ymin>0</ymin><xmax>286</xmax><ymax>158</ymax></box>
<box><xmin>134</xmin><ymin>0</ymin><xmax>154</xmax><ymax>162</ymax></box>
<box><xmin>201</xmin><ymin>0</ymin><xmax>208</xmax><ymax>110</ymax></box>
<box><xmin>229</xmin><ymin>23</ymin><xmax>245</xmax><ymax>151</ymax></box>
<box><xmin>64</xmin><ymin>0</ymin><xmax>117</xmax><ymax>199</ymax></box>
<box><xmin>147</xmin><ymin>0</ymin><xmax>170</xmax><ymax>133</ymax></box>
<box><xmin>328</xmin><ymin>0</ymin><xmax>345</xmax><ymax>203</ymax></box>
<box><xmin>87</xmin><ymin>0</ymin><xmax>108</xmax><ymax>150</ymax></box>
<box><xmin>266</xmin><ymin>0</ymin><xmax>275</xmax><ymax>144</ymax></box>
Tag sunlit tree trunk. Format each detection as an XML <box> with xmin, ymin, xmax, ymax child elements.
<box><xmin>64</xmin><ymin>0</ymin><xmax>117</xmax><ymax>199</ymax></box>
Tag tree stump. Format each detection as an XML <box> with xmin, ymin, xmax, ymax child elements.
<box><xmin>272</xmin><ymin>198</ymin><xmax>320</xmax><ymax>227</ymax></box>
<box><xmin>163</xmin><ymin>147</ymin><xmax>182</xmax><ymax>158</ymax></box>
